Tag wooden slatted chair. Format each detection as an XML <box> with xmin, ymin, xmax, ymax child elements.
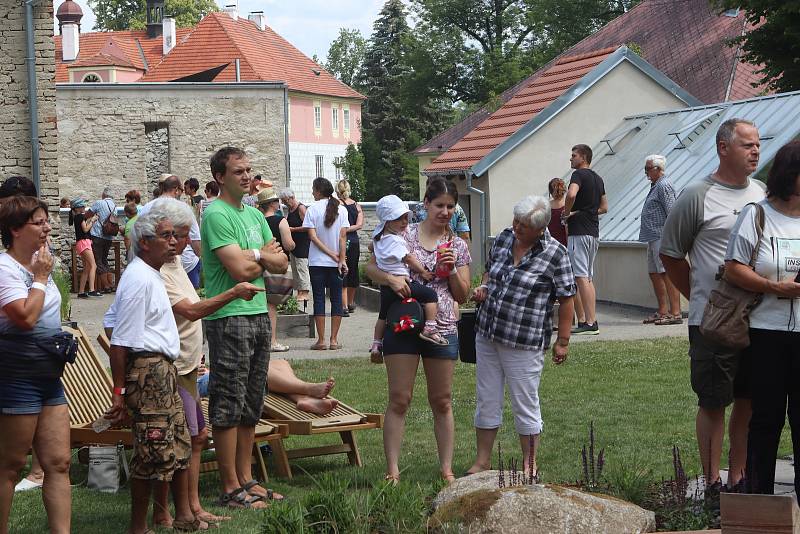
<box><xmin>262</xmin><ymin>392</ymin><xmax>383</xmax><ymax>478</ymax></box>
<box><xmin>63</xmin><ymin>327</ymin><xmax>290</xmax><ymax>481</ymax></box>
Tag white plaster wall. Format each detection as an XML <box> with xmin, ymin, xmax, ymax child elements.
<box><xmin>288</xmin><ymin>141</ymin><xmax>347</xmax><ymax>204</ymax></box>
<box><xmin>486</xmin><ymin>60</ymin><xmax>689</xmax><ymax>235</ymax></box>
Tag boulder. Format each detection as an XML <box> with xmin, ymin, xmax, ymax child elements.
<box><xmin>431</xmin><ymin>471</ymin><xmax>656</xmax><ymax>534</ymax></box>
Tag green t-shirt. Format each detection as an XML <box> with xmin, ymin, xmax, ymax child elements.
<box><xmin>201</xmin><ymin>199</ymin><xmax>272</xmax><ymax>320</ymax></box>
<box><xmin>124</xmin><ymin>215</ymin><xmax>138</xmax><ymax>238</ymax></box>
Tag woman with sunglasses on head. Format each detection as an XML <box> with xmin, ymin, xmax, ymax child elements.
<box><xmin>0</xmin><ymin>196</ymin><xmax>71</xmax><ymax>534</ymax></box>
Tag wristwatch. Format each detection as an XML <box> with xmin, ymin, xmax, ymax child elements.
<box><xmin>113</xmin><ymin>387</ymin><xmax>126</xmax><ymax>395</ymax></box>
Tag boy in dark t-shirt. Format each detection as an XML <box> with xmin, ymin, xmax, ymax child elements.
<box><xmin>563</xmin><ymin>144</ymin><xmax>607</xmax><ymax>335</ymax></box>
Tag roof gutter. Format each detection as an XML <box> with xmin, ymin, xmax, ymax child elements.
<box><xmin>283</xmin><ymin>86</ymin><xmax>290</xmax><ymax>189</ymax></box>
<box><xmin>24</xmin><ymin>0</ymin><xmax>41</xmax><ymax>196</ymax></box>
<box><xmin>466</xmin><ymin>169</ymin><xmax>486</xmax><ymax>269</ymax></box>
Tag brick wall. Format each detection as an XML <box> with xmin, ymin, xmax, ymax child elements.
<box><xmin>0</xmin><ymin>0</ymin><xmax>59</xmax><ymax>238</ymax></box>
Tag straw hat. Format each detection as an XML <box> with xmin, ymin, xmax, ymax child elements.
<box><xmin>257</xmin><ymin>186</ymin><xmax>279</xmax><ymax>205</ymax></box>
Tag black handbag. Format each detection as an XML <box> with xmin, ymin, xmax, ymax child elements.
<box><xmin>386</xmin><ymin>298</ymin><xmax>424</xmax><ymax>335</ymax></box>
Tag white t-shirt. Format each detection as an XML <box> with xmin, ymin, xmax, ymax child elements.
<box><xmin>302</xmin><ymin>199</ymin><xmax>350</xmax><ymax>267</ymax></box>
<box><xmin>106</xmin><ymin>256</ymin><xmax>180</xmax><ymax>360</ymax></box>
<box><xmin>661</xmin><ymin>175</ymin><xmax>765</xmax><ymax>325</ymax></box>
<box><xmin>0</xmin><ymin>253</ymin><xmax>61</xmax><ymax>337</ymax></box>
<box><xmin>725</xmin><ymin>200</ymin><xmax>800</xmax><ymax>331</ymax></box>
<box><xmin>138</xmin><ymin>199</ymin><xmax>201</xmax><ymax>273</ymax></box>
<box><xmin>374</xmin><ymin>234</ymin><xmax>410</xmax><ymax>276</ymax></box>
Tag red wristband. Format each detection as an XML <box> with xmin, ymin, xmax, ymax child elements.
<box><xmin>113</xmin><ymin>387</ymin><xmax>126</xmax><ymax>395</ymax></box>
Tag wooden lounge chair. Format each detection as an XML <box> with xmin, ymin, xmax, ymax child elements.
<box><xmin>63</xmin><ymin>327</ymin><xmax>290</xmax><ymax>481</ymax></box>
<box><xmin>262</xmin><ymin>392</ymin><xmax>383</xmax><ymax>478</ymax></box>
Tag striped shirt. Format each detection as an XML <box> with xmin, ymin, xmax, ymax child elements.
<box><xmin>477</xmin><ymin>228</ymin><xmax>575</xmax><ymax>350</ymax></box>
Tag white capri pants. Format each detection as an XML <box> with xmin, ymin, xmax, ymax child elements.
<box><xmin>474</xmin><ymin>333</ymin><xmax>545</xmax><ymax>435</ymax></box>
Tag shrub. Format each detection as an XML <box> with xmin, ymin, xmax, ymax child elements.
<box><xmin>52</xmin><ymin>267</ymin><xmax>71</xmax><ymax>321</ymax></box>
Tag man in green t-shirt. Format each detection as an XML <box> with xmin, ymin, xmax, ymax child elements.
<box><xmin>201</xmin><ymin>146</ymin><xmax>288</xmax><ymax>508</ymax></box>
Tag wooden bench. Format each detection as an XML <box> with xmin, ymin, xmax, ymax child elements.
<box><xmin>262</xmin><ymin>392</ymin><xmax>383</xmax><ymax>479</ymax></box>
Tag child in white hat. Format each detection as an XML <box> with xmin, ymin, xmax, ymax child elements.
<box><xmin>370</xmin><ymin>195</ymin><xmax>448</xmax><ymax>360</ymax></box>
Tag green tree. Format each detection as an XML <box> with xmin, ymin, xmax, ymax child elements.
<box><xmin>334</xmin><ymin>143</ymin><xmax>366</xmax><ymax>200</ymax></box>
<box><xmin>325</xmin><ymin>28</ymin><xmax>367</xmax><ymax>89</ymax></box>
<box><xmin>711</xmin><ymin>1</ymin><xmax>800</xmax><ymax>92</ymax></box>
<box><xmin>413</xmin><ymin>0</ymin><xmax>640</xmax><ymax>105</ymax></box>
<box><xmin>89</xmin><ymin>0</ymin><xmax>218</xmax><ymax>31</ymax></box>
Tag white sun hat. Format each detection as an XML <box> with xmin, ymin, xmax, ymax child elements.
<box><xmin>373</xmin><ymin>194</ymin><xmax>411</xmax><ymax>238</ymax></box>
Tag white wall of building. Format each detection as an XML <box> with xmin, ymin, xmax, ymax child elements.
<box><xmin>288</xmin><ymin>141</ymin><xmax>348</xmax><ymax>203</ymax></box>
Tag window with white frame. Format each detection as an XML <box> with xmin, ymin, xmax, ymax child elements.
<box><xmin>313</xmin><ymin>101</ymin><xmax>321</xmax><ymax>130</ymax></box>
<box><xmin>332</xmin><ymin>107</ymin><xmax>339</xmax><ymax>132</ymax></box>
<box><xmin>343</xmin><ymin>107</ymin><xmax>351</xmax><ymax>131</ymax></box>
<box><xmin>315</xmin><ymin>155</ymin><xmax>324</xmax><ymax>178</ymax></box>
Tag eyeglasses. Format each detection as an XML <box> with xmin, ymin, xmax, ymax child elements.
<box><xmin>146</xmin><ymin>231</ymin><xmax>178</xmax><ymax>240</ymax></box>
<box><xmin>26</xmin><ymin>219</ymin><xmax>51</xmax><ymax>228</ymax></box>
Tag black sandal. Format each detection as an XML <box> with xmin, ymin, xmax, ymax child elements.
<box><xmin>213</xmin><ymin>487</ymin><xmax>265</xmax><ymax>509</ymax></box>
<box><xmin>242</xmin><ymin>479</ymin><xmax>285</xmax><ymax>501</ymax></box>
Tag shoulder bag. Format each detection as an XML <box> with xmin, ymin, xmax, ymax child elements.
<box><xmin>699</xmin><ymin>203</ymin><xmax>765</xmax><ymax>350</ymax></box>
<box><xmin>102</xmin><ymin>199</ymin><xmax>120</xmax><ymax>236</ymax></box>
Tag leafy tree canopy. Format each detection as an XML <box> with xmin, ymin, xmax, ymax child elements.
<box><xmin>324</xmin><ymin>28</ymin><xmax>367</xmax><ymax>89</ymax></box>
<box><xmin>711</xmin><ymin>0</ymin><xmax>800</xmax><ymax>92</ymax></box>
<box><xmin>89</xmin><ymin>0</ymin><xmax>218</xmax><ymax>31</ymax></box>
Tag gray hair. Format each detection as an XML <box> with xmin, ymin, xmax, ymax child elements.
<box><xmin>513</xmin><ymin>195</ymin><xmax>551</xmax><ymax>229</ymax></box>
<box><xmin>278</xmin><ymin>187</ymin><xmax>295</xmax><ymax>201</ymax></box>
<box><xmin>645</xmin><ymin>154</ymin><xmax>666</xmax><ymax>171</ymax></box>
<box><xmin>716</xmin><ymin>118</ymin><xmax>756</xmax><ymax>147</ymax></box>
<box><xmin>130</xmin><ymin>198</ymin><xmax>193</xmax><ymax>257</ymax></box>
<box><xmin>101</xmin><ymin>186</ymin><xmax>113</xmax><ymax>199</ymax></box>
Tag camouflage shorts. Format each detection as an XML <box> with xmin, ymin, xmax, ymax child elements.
<box><xmin>125</xmin><ymin>353</ymin><xmax>191</xmax><ymax>481</ymax></box>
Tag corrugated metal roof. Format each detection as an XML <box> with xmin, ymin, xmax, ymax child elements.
<box><xmin>591</xmin><ymin>91</ymin><xmax>800</xmax><ymax>243</ymax></box>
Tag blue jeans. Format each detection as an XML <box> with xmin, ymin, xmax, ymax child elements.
<box><xmin>309</xmin><ymin>266</ymin><xmax>344</xmax><ymax>317</ymax></box>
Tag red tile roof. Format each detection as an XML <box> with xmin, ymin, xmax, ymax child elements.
<box><xmin>141</xmin><ymin>13</ymin><xmax>364</xmax><ymax>99</ymax></box>
<box><xmin>425</xmin><ymin>48</ymin><xmax>617</xmax><ymax>174</ymax></box>
<box><xmin>415</xmin><ymin>0</ymin><xmax>766</xmax><ymax>157</ymax></box>
<box><xmin>55</xmin><ymin>29</ymin><xmax>192</xmax><ymax>82</ymax></box>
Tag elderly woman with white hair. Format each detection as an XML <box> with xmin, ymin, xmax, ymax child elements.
<box><xmin>639</xmin><ymin>154</ymin><xmax>681</xmax><ymax>325</ymax></box>
<box><xmin>465</xmin><ymin>195</ymin><xmax>576</xmax><ymax>479</ymax></box>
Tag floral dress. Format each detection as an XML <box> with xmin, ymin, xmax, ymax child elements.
<box><xmin>402</xmin><ymin>224</ymin><xmax>471</xmax><ymax>335</ymax></box>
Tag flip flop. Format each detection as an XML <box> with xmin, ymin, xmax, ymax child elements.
<box><xmin>328</xmin><ymin>343</ymin><xmax>342</xmax><ymax>350</ymax></box>
<box><xmin>654</xmin><ymin>315</ymin><xmax>683</xmax><ymax>325</ymax></box>
<box><xmin>310</xmin><ymin>343</ymin><xmax>328</xmax><ymax>350</ymax></box>
<box><xmin>643</xmin><ymin>312</ymin><xmax>668</xmax><ymax>324</ymax></box>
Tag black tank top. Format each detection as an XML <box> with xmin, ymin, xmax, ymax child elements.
<box><xmin>266</xmin><ymin>214</ymin><xmax>290</xmax><ymax>259</ymax></box>
<box><xmin>344</xmin><ymin>201</ymin><xmax>359</xmax><ymax>243</ymax></box>
<box><xmin>286</xmin><ymin>203</ymin><xmax>310</xmax><ymax>259</ymax></box>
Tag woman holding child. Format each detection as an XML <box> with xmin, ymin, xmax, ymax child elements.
<box><xmin>366</xmin><ymin>178</ymin><xmax>471</xmax><ymax>484</ymax></box>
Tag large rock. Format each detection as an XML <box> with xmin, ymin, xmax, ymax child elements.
<box><xmin>431</xmin><ymin>471</ymin><xmax>656</xmax><ymax>534</ymax></box>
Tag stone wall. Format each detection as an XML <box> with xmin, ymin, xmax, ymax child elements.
<box><xmin>0</xmin><ymin>0</ymin><xmax>59</xmax><ymax>237</ymax></box>
<box><xmin>57</xmin><ymin>83</ymin><xmax>288</xmax><ymax>205</ymax></box>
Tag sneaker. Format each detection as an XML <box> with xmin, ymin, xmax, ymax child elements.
<box><xmin>347</xmin><ymin>305</ymin><xmax>356</xmax><ymax>313</ymax></box>
<box><xmin>14</xmin><ymin>478</ymin><xmax>42</xmax><ymax>492</ymax></box>
<box><xmin>570</xmin><ymin>322</ymin><xmax>587</xmax><ymax>334</ymax></box>
<box><xmin>88</xmin><ymin>291</ymin><xmax>104</xmax><ymax>297</ymax></box>
<box><xmin>572</xmin><ymin>322</ymin><xmax>600</xmax><ymax>335</ymax></box>
<box><xmin>77</xmin><ymin>292</ymin><xmax>89</xmax><ymax>299</ymax></box>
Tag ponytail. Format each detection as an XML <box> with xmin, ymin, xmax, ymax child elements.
<box><xmin>68</xmin><ymin>209</ymin><xmax>75</xmax><ymax>226</ymax></box>
<box><xmin>313</xmin><ymin>177</ymin><xmax>338</xmax><ymax>228</ymax></box>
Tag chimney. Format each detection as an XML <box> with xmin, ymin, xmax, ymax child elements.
<box><xmin>248</xmin><ymin>11</ymin><xmax>266</xmax><ymax>31</ymax></box>
<box><xmin>223</xmin><ymin>3</ymin><xmax>239</xmax><ymax>20</ymax></box>
<box><xmin>62</xmin><ymin>22</ymin><xmax>79</xmax><ymax>61</ymax></box>
<box><xmin>162</xmin><ymin>17</ymin><xmax>176</xmax><ymax>55</ymax></box>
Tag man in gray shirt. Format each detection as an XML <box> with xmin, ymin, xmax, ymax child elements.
<box><xmin>660</xmin><ymin>118</ymin><xmax>764</xmax><ymax>501</ymax></box>
<box><xmin>89</xmin><ymin>186</ymin><xmax>117</xmax><ymax>292</ymax></box>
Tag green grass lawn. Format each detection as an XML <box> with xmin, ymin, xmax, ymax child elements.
<box><xmin>9</xmin><ymin>337</ymin><xmax>790</xmax><ymax>533</ymax></box>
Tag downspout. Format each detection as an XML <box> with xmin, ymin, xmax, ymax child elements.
<box><xmin>283</xmin><ymin>86</ymin><xmax>290</xmax><ymax>189</ymax></box>
<box><xmin>24</xmin><ymin>0</ymin><xmax>40</xmax><ymax>196</ymax></box>
<box><xmin>465</xmin><ymin>169</ymin><xmax>486</xmax><ymax>269</ymax></box>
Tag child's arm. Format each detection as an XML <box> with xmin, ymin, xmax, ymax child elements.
<box><xmin>404</xmin><ymin>253</ymin><xmax>434</xmax><ymax>281</ymax></box>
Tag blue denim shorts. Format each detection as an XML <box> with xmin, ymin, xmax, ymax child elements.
<box><xmin>0</xmin><ymin>378</ymin><xmax>67</xmax><ymax>415</ymax></box>
<box><xmin>382</xmin><ymin>331</ymin><xmax>459</xmax><ymax>360</ymax></box>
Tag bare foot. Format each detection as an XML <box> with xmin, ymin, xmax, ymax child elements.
<box><xmin>152</xmin><ymin>514</ymin><xmax>172</xmax><ymax>529</ymax></box>
<box><xmin>306</xmin><ymin>377</ymin><xmax>335</xmax><ymax>398</ymax></box>
<box><xmin>193</xmin><ymin>509</ymin><xmax>231</xmax><ymax>523</ymax></box>
<box><xmin>296</xmin><ymin>397</ymin><xmax>339</xmax><ymax>415</ymax></box>
<box><xmin>464</xmin><ymin>464</ymin><xmax>490</xmax><ymax>476</ymax></box>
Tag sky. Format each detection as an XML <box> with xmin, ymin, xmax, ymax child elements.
<box><xmin>60</xmin><ymin>0</ymin><xmax>389</xmax><ymax>61</ymax></box>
